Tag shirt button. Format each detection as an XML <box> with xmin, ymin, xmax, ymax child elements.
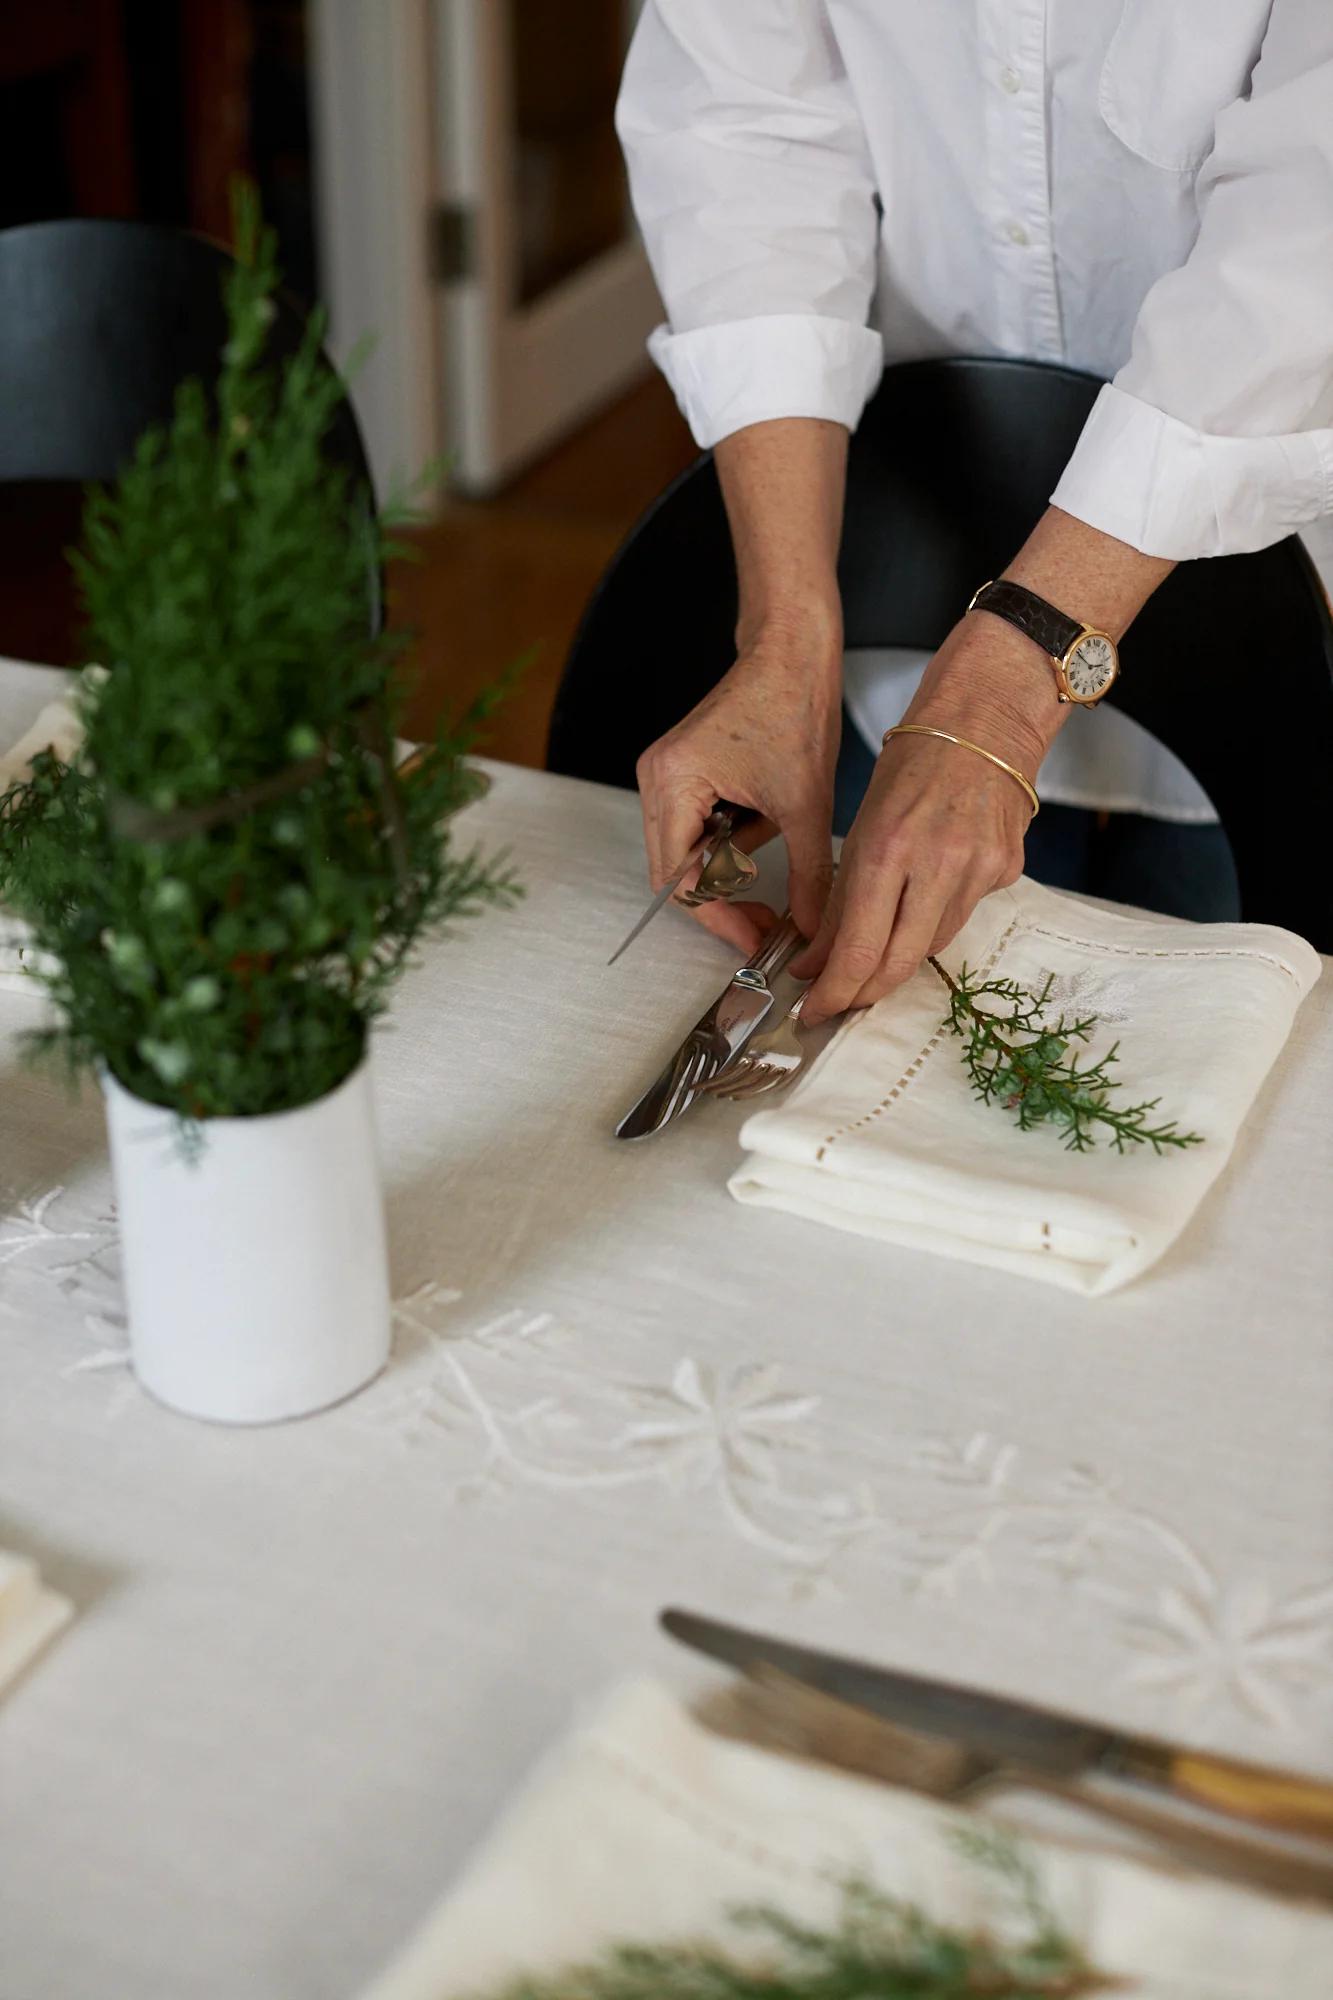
<box><xmin>1003</xmin><ymin>220</ymin><xmax>1030</xmax><ymax>246</ymax></box>
<box><xmin>999</xmin><ymin>65</ymin><xmax>1022</xmax><ymax>93</ymax></box>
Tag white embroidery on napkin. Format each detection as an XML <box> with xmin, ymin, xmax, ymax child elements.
<box><xmin>814</xmin><ymin>1029</ymin><xmax>948</xmax><ymax>1163</ymax></box>
<box><xmin>1038</xmin><ymin>967</ymin><xmax>1135</xmax><ymax>1025</ymax></box>
<box><xmin>1028</xmin><ymin>925</ymin><xmax>1309</xmax><ymax>993</ymax></box>
<box><xmin>815</xmin><ymin>917</ymin><xmax>1022</xmax><ymax>1163</ymax></box>
<box><xmin>584</xmin><ymin>1738</ymin><xmax>823</xmax><ymax>1886</ymax></box>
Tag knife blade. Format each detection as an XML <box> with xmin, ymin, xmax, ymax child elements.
<box><xmin>608</xmin><ymin>803</ymin><xmax>754</xmax><ymax>967</ymax></box>
<box><xmin>615</xmin><ymin>915</ymin><xmax>804</xmax><ymax>1141</ymax></box>
<box><xmin>662</xmin><ymin>1608</ymin><xmax>1333</xmax><ymax>1894</ymax></box>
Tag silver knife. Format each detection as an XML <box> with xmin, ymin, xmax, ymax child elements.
<box><xmin>662</xmin><ymin>1608</ymin><xmax>1333</xmax><ymax>1899</ymax></box>
<box><xmin>615</xmin><ymin>915</ymin><xmax>804</xmax><ymax>1141</ymax></box>
<box><xmin>608</xmin><ymin>805</ymin><xmax>753</xmax><ymax>967</ymax></box>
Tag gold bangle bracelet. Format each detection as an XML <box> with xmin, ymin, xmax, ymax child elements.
<box><xmin>881</xmin><ymin>723</ymin><xmax>1040</xmax><ymax>820</ymax></box>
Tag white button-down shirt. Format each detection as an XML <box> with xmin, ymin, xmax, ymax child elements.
<box><xmin>617</xmin><ymin>0</ymin><xmax>1333</xmax><ymax>564</ymax></box>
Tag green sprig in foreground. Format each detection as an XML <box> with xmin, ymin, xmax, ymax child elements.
<box><xmin>0</xmin><ymin>188</ymin><xmax>519</xmax><ymax>1121</ymax></box>
<box><xmin>480</xmin><ymin>1837</ymin><xmax>1108</xmax><ymax>2000</ymax></box>
<box><xmin>930</xmin><ymin>959</ymin><xmax>1203</xmax><ymax>1156</ymax></box>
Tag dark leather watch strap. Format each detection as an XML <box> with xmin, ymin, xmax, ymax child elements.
<box><xmin>970</xmin><ymin>578</ymin><xmax>1083</xmax><ymax>662</ymax></box>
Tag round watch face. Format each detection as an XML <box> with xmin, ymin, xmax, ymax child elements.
<box><xmin>1065</xmin><ymin>633</ymin><xmax>1117</xmax><ymax>701</ymax></box>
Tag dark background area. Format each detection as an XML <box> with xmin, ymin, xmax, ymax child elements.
<box><xmin>0</xmin><ymin>0</ymin><xmax>695</xmax><ymax>764</ymax></box>
<box><xmin>0</xmin><ymin>0</ymin><xmax>319</xmax><ymax>302</ymax></box>
<box><xmin>0</xmin><ymin>0</ymin><xmax>321</xmax><ymax>667</ymax></box>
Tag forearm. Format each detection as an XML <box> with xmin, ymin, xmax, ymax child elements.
<box><xmin>713</xmin><ymin>418</ymin><xmax>848</xmax><ymax>661</ymax></box>
<box><xmin>1006</xmin><ymin>504</ymin><xmax>1176</xmax><ymax>640</ymax></box>
<box><xmin>909</xmin><ymin>505</ymin><xmax>1176</xmax><ymax>770</ymax></box>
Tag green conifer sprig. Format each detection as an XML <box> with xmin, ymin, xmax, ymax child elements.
<box><xmin>0</xmin><ymin>188</ymin><xmax>519</xmax><ymax>1121</ymax></box>
<box><xmin>477</xmin><ymin>1843</ymin><xmax>1107</xmax><ymax>1999</ymax></box>
<box><xmin>930</xmin><ymin>958</ymin><xmax>1203</xmax><ymax>1155</ymax></box>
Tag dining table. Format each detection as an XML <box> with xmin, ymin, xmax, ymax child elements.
<box><xmin>1</xmin><ymin>654</ymin><xmax>1330</xmax><ymax>1998</ymax></box>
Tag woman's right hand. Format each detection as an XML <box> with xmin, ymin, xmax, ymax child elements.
<box><xmin>634</xmin><ymin>617</ymin><xmax>843</xmax><ymax>952</ymax></box>
<box><xmin>634</xmin><ymin>414</ymin><xmax>851</xmax><ymax>952</ymax></box>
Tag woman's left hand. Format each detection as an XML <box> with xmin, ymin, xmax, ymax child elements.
<box><xmin>794</xmin><ymin>614</ymin><xmax>1060</xmax><ymax>1024</ymax></box>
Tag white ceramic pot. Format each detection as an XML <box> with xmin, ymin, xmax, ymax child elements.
<box><xmin>102</xmin><ymin>1056</ymin><xmax>391</xmax><ymax>1424</ymax></box>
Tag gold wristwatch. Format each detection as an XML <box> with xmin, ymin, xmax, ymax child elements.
<box><xmin>968</xmin><ymin>578</ymin><xmax>1120</xmax><ymax>705</ymax></box>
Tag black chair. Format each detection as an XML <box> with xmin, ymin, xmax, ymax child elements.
<box><xmin>550</xmin><ymin>356</ymin><xmax>1333</xmax><ymax>949</ymax></box>
<box><xmin>0</xmin><ymin>217</ymin><xmax>379</xmax><ymax>639</ymax></box>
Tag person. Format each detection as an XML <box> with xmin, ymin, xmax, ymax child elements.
<box><xmin>615</xmin><ymin>3</ymin><xmax>1333</xmax><ymax>1025</ymax></box>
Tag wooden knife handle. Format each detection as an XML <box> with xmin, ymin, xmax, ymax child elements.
<box><xmin>1169</xmin><ymin>1753</ymin><xmax>1333</xmax><ymax>1836</ymax></box>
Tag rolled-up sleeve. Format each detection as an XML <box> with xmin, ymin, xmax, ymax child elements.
<box><xmin>1052</xmin><ymin>3</ymin><xmax>1333</xmax><ymax>559</ymax></box>
<box><xmin>616</xmin><ymin>1</ymin><xmax>884</xmax><ymax>448</ymax></box>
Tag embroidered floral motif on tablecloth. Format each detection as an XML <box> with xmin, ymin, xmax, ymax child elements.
<box><xmin>4</xmin><ymin>1179</ymin><xmax>1330</xmax><ymax>1745</ymax></box>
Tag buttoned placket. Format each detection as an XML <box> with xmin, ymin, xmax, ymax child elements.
<box><xmin>978</xmin><ymin>0</ymin><xmax>1064</xmax><ymax>363</ymax></box>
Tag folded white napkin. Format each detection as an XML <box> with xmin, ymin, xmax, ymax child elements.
<box><xmin>362</xmin><ymin>1678</ymin><xmax>1333</xmax><ymax>2000</ymax></box>
<box><xmin>729</xmin><ymin>877</ymin><xmax>1320</xmax><ymax>1295</ymax></box>
<box><xmin>0</xmin><ymin>693</ymin><xmax>83</xmax><ymax>997</ymax></box>
<box><xmin>0</xmin><ymin>1549</ymin><xmax>73</xmax><ymax>1696</ymax></box>
<box><xmin>0</xmin><ymin>914</ymin><xmax>56</xmax><ymax>996</ymax></box>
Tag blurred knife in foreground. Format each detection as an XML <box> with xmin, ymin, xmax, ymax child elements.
<box><xmin>662</xmin><ymin>1607</ymin><xmax>1333</xmax><ymax>1902</ymax></box>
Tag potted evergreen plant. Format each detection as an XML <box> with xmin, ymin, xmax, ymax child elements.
<box><xmin>0</xmin><ymin>199</ymin><xmax>518</xmax><ymax>1424</ymax></box>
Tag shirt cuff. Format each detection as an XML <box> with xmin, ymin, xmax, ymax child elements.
<box><xmin>648</xmin><ymin>314</ymin><xmax>884</xmax><ymax>449</ymax></box>
<box><xmin>1051</xmin><ymin>382</ymin><xmax>1333</xmax><ymax>560</ymax></box>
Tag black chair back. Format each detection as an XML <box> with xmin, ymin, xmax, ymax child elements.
<box><xmin>550</xmin><ymin>357</ymin><xmax>1333</xmax><ymax>948</ymax></box>
<box><xmin>0</xmin><ymin>218</ymin><xmax>379</xmax><ymax>625</ymax></box>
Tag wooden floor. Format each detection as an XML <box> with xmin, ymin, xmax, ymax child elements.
<box><xmin>390</xmin><ymin>372</ymin><xmax>697</xmax><ymax>767</ymax></box>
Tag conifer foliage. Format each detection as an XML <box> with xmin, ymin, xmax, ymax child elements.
<box><xmin>0</xmin><ymin>193</ymin><xmax>518</xmax><ymax>1120</ymax></box>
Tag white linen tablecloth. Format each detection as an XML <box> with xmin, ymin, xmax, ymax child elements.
<box><xmin>1</xmin><ymin>658</ymin><xmax>1330</xmax><ymax>1997</ymax></box>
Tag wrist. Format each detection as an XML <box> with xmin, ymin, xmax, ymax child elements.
<box><xmin>907</xmin><ymin>617</ymin><xmax>1066</xmax><ymax>771</ymax></box>
<box><xmin>1000</xmin><ymin>506</ymin><xmax>1174</xmax><ymax>640</ymax></box>
<box><xmin>736</xmin><ymin>593</ymin><xmax>843</xmax><ymax>674</ymax></box>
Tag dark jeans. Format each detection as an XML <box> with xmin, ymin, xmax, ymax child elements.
<box><xmin>832</xmin><ymin>711</ymin><xmax>1241</xmax><ymax>923</ymax></box>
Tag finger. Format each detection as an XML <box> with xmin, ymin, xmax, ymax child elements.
<box><xmin>927</xmin><ymin>890</ymin><xmax>975</xmax><ymax>961</ymax></box>
<box><xmin>787</xmin><ymin>886</ymin><xmax>840</xmax><ymax>982</ymax></box>
<box><xmin>730</xmin><ymin>812</ymin><xmax>777</xmax><ymax>855</ymax></box>
<box><xmin>780</xmin><ymin>802</ymin><xmax>836</xmax><ymax>944</ymax></box>
<box><xmin>656</xmin><ymin>784</ymin><xmax>717</xmax><ymax>893</ymax></box>
<box><xmin>685</xmin><ymin>896</ymin><xmax>779</xmax><ymax>955</ymax></box>
<box><xmin>671</xmin><ymin>803</ymin><xmax>774</xmax><ymax>908</ymax></box>
<box><xmin>637</xmin><ymin>771</ymin><xmax>663</xmax><ymax>893</ymax></box>
<box><xmin>843</xmin><ymin>874</ymin><xmax>951</xmax><ymax>1012</ymax></box>
<box><xmin>802</xmin><ymin>868</ymin><xmax>905</xmax><ymax>1026</ymax></box>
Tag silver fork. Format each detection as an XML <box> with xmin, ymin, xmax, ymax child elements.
<box><xmin>701</xmin><ymin>991</ymin><xmax>810</xmax><ymax>1101</ymax></box>
<box><xmin>676</xmin><ymin>828</ymin><xmax>759</xmax><ymax>908</ymax></box>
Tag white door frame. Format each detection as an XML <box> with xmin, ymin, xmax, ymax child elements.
<box><xmin>433</xmin><ymin>0</ymin><xmax>661</xmax><ymax>491</ymax></box>
<box><xmin>309</xmin><ymin>0</ymin><xmax>661</xmax><ymax>501</ymax></box>
<box><xmin>307</xmin><ymin>0</ymin><xmax>444</xmax><ymax>508</ymax></box>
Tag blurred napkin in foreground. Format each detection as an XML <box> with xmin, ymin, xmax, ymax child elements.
<box><xmin>729</xmin><ymin>877</ymin><xmax>1320</xmax><ymax>1295</ymax></box>
<box><xmin>0</xmin><ymin>692</ymin><xmax>83</xmax><ymax>790</ymax></box>
<box><xmin>0</xmin><ymin>692</ymin><xmax>82</xmax><ymax>996</ymax></box>
<box><xmin>361</xmin><ymin>1678</ymin><xmax>1333</xmax><ymax>2000</ymax></box>
<box><xmin>0</xmin><ymin>1549</ymin><xmax>72</xmax><ymax>1696</ymax></box>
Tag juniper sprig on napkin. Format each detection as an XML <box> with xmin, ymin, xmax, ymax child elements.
<box><xmin>930</xmin><ymin>958</ymin><xmax>1204</xmax><ymax>1155</ymax></box>
<box><xmin>476</xmin><ymin>1839</ymin><xmax>1104</xmax><ymax>2000</ymax></box>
